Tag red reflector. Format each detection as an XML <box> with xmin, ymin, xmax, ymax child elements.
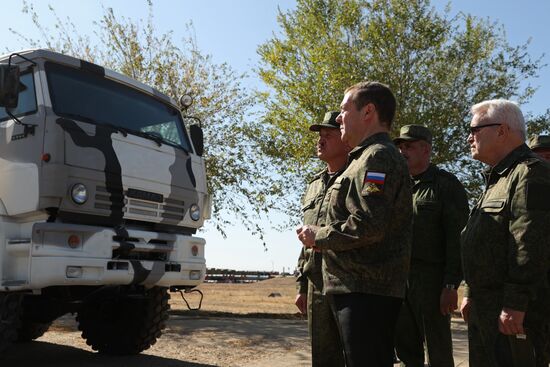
<box><xmin>191</xmin><ymin>245</ymin><xmax>199</xmax><ymax>256</ymax></box>
<box><xmin>68</xmin><ymin>235</ymin><xmax>81</xmax><ymax>248</ymax></box>
<box><xmin>41</xmin><ymin>153</ymin><xmax>51</xmax><ymax>162</ymax></box>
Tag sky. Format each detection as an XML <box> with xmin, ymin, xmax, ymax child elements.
<box><xmin>2</xmin><ymin>0</ymin><xmax>549</xmax><ymax>272</ymax></box>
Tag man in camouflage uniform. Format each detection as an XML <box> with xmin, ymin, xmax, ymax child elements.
<box><xmin>295</xmin><ymin>111</ymin><xmax>349</xmax><ymax>367</ymax></box>
<box><xmin>297</xmin><ymin>81</ymin><xmax>412</xmax><ymax>367</ymax></box>
<box><xmin>528</xmin><ymin>134</ymin><xmax>550</xmax><ymax>367</ymax></box>
<box><xmin>393</xmin><ymin>125</ymin><xmax>469</xmax><ymax>367</ymax></box>
<box><xmin>460</xmin><ymin>100</ymin><xmax>550</xmax><ymax>367</ymax></box>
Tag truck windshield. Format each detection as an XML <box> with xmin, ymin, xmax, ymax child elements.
<box><xmin>45</xmin><ymin>62</ymin><xmax>191</xmax><ymax>151</ymax></box>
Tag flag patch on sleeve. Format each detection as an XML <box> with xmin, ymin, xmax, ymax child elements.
<box><xmin>365</xmin><ymin>172</ymin><xmax>386</xmax><ymax>184</ymax></box>
<box><xmin>362</xmin><ymin>171</ymin><xmax>386</xmax><ymax>195</ymax></box>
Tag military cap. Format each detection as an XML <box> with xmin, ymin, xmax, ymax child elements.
<box><xmin>393</xmin><ymin>124</ymin><xmax>432</xmax><ymax>145</ymax></box>
<box><xmin>309</xmin><ymin>111</ymin><xmax>340</xmax><ymax>131</ymax></box>
<box><xmin>528</xmin><ymin>135</ymin><xmax>550</xmax><ymax>151</ymax></box>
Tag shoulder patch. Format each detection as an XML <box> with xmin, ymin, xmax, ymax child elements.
<box><xmin>527</xmin><ymin>183</ymin><xmax>550</xmax><ymax>210</ymax></box>
<box><xmin>362</xmin><ymin>171</ymin><xmax>385</xmax><ymax>195</ymax></box>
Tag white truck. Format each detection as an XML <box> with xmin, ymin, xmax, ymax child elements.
<box><xmin>0</xmin><ymin>49</ymin><xmax>209</xmax><ymax>355</ymax></box>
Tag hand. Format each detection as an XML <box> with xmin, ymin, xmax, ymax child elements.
<box><xmin>296</xmin><ymin>225</ymin><xmax>319</xmax><ymax>249</ymax></box>
<box><xmin>460</xmin><ymin>297</ymin><xmax>471</xmax><ymax>323</ymax></box>
<box><xmin>295</xmin><ymin>293</ymin><xmax>307</xmax><ymax>315</ymax></box>
<box><xmin>440</xmin><ymin>287</ymin><xmax>458</xmax><ymax>315</ymax></box>
<box><xmin>498</xmin><ymin>308</ymin><xmax>525</xmax><ymax>335</ymax></box>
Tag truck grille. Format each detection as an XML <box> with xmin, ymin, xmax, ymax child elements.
<box><xmin>94</xmin><ymin>186</ymin><xmax>185</xmax><ymax>222</ymax></box>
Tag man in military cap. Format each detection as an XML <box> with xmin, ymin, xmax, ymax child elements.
<box><xmin>296</xmin><ymin>81</ymin><xmax>412</xmax><ymax>367</ymax></box>
<box><xmin>295</xmin><ymin>111</ymin><xmax>349</xmax><ymax>367</ymax></box>
<box><xmin>529</xmin><ymin>134</ymin><xmax>550</xmax><ymax>162</ymax></box>
<box><xmin>393</xmin><ymin>125</ymin><xmax>469</xmax><ymax>367</ymax></box>
<box><xmin>460</xmin><ymin>99</ymin><xmax>550</xmax><ymax>367</ymax></box>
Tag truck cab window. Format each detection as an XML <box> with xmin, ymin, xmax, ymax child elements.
<box><xmin>45</xmin><ymin>62</ymin><xmax>192</xmax><ymax>151</ymax></box>
<box><xmin>0</xmin><ymin>72</ymin><xmax>37</xmax><ymax>122</ymax></box>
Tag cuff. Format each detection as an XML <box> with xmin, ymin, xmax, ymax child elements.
<box><xmin>297</xmin><ymin>279</ymin><xmax>308</xmax><ymax>294</ymax></box>
<box><xmin>502</xmin><ymin>283</ymin><xmax>530</xmax><ymax>312</ymax></box>
<box><xmin>314</xmin><ymin>226</ymin><xmax>331</xmax><ymax>250</ymax></box>
<box><xmin>463</xmin><ymin>283</ymin><xmax>470</xmax><ymax>298</ymax></box>
<box><xmin>443</xmin><ymin>276</ymin><xmax>462</xmax><ymax>289</ymax></box>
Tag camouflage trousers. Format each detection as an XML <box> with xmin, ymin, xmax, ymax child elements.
<box><xmin>467</xmin><ymin>290</ymin><xmax>549</xmax><ymax>367</ymax></box>
<box><xmin>394</xmin><ymin>266</ymin><xmax>454</xmax><ymax>367</ymax></box>
<box><xmin>307</xmin><ymin>279</ymin><xmax>345</xmax><ymax>367</ymax></box>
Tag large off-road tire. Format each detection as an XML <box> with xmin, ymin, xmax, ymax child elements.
<box><xmin>0</xmin><ymin>293</ymin><xmax>23</xmax><ymax>354</ymax></box>
<box><xmin>77</xmin><ymin>286</ymin><xmax>170</xmax><ymax>355</ymax></box>
<box><xmin>16</xmin><ymin>320</ymin><xmax>52</xmax><ymax>342</ymax></box>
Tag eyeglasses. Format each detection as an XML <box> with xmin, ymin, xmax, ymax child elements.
<box><xmin>468</xmin><ymin>123</ymin><xmax>502</xmax><ymax>135</ymax></box>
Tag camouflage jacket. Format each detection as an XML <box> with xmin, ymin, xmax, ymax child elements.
<box><xmin>296</xmin><ymin>168</ymin><xmax>343</xmax><ymax>294</ymax></box>
<box><xmin>411</xmin><ymin>164</ymin><xmax>469</xmax><ymax>287</ymax></box>
<box><xmin>314</xmin><ymin>132</ymin><xmax>413</xmax><ymax>298</ymax></box>
<box><xmin>461</xmin><ymin>144</ymin><xmax>550</xmax><ymax>311</ymax></box>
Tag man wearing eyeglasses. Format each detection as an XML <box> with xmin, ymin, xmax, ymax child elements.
<box><xmin>460</xmin><ymin>99</ymin><xmax>550</xmax><ymax>367</ymax></box>
<box><xmin>393</xmin><ymin>125</ymin><xmax>469</xmax><ymax>367</ymax></box>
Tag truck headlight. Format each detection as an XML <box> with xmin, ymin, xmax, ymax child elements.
<box><xmin>189</xmin><ymin>270</ymin><xmax>201</xmax><ymax>280</ymax></box>
<box><xmin>66</xmin><ymin>266</ymin><xmax>83</xmax><ymax>278</ymax></box>
<box><xmin>71</xmin><ymin>183</ymin><xmax>88</xmax><ymax>204</ymax></box>
<box><xmin>189</xmin><ymin>204</ymin><xmax>200</xmax><ymax>221</ymax></box>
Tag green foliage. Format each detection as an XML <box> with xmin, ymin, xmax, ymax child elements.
<box><xmin>257</xmin><ymin>0</ymin><xmax>546</xmax><ymax>207</ymax></box>
<box><xmin>526</xmin><ymin>109</ymin><xmax>550</xmax><ymax>137</ymax></box>
<box><xmin>10</xmin><ymin>1</ymin><xmax>273</xmax><ymax>238</ymax></box>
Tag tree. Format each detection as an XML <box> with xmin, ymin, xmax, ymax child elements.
<box><xmin>257</xmin><ymin>0</ymin><xmax>548</xmax><ymax>202</ymax></box>
<box><xmin>527</xmin><ymin>109</ymin><xmax>550</xmax><ymax>136</ymax></box>
<box><xmin>10</xmin><ymin>1</ymin><xmax>276</xmax><ymax>238</ymax></box>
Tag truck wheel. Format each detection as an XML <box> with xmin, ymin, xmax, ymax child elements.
<box><xmin>0</xmin><ymin>293</ymin><xmax>23</xmax><ymax>353</ymax></box>
<box><xmin>77</xmin><ymin>286</ymin><xmax>170</xmax><ymax>355</ymax></box>
<box><xmin>16</xmin><ymin>320</ymin><xmax>52</xmax><ymax>342</ymax></box>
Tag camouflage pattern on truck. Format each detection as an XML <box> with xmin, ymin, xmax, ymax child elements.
<box><xmin>0</xmin><ymin>49</ymin><xmax>208</xmax><ymax>290</ymax></box>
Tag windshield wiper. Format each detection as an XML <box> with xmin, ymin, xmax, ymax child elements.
<box><xmin>126</xmin><ymin>130</ymin><xmax>164</xmax><ymax>147</ymax></box>
<box><xmin>57</xmin><ymin>113</ymin><xmax>185</xmax><ymax>150</ymax></box>
<box><xmin>61</xmin><ymin>113</ymin><xmax>129</xmax><ymax>137</ymax></box>
<box><xmin>103</xmin><ymin>122</ymin><xmax>129</xmax><ymax>137</ymax></box>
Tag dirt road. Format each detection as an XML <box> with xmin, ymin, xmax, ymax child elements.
<box><xmin>3</xmin><ymin>312</ymin><xmax>311</xmax><ymax>367</ymax></box>
<box><xmin>1</xmin><ymin>278</ymin><xmax>470</xmax><ymax>366</ymax></box>
<box><xmin>3</xmin><ymin>313</ymin><xmax>470</xmax><ymax>367</ymax></box>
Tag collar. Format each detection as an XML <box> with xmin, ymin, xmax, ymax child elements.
<box><xmin>412</xmin><ymin>163</ymin><xmax>437</xmax><ymax>183</ymax></box>
<box><xmin>309</xmin><ymin>167</ymin><xmax>327</xmax><ymax>183</ymax></box>
<box><xmin>308</xmin><ymin>166</ymin><xmax>345</xmax><ymax>184</ymax></box>
<box><xmin>349</xmin><ymin>132</ymin><xmax>392</xmax><ymax>159</ymax></box>
<box><xmin>483</xmin><ymin>143</ymin><xmax>533</xmax><ymax>179</ymax></box>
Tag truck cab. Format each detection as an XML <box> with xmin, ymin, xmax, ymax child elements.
<box><xmin>0</xmin><ymin>49</ymin><xmax>209</xmax><ymax>355</ymax></box>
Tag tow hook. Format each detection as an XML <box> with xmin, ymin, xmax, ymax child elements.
<box><xmin>175</xmin><ymin>288</ymin><xmax>203</xmax><ymax>310</ymax></box>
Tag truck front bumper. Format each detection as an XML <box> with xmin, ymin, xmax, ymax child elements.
<box><xmin>8</xmin><ymin>222</ymin><xmax>206</xmax><ymax>290</ymax></box>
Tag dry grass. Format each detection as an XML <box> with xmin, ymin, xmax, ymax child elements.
<box><xmin>169</xmin><ymin>276</ymin><xmax>467</xmax><ymax>318</ymax></box>
<box><xmin>169</xmin><ymin>276</ymin><xmax>300</xmax><ymax>315</ymax></box>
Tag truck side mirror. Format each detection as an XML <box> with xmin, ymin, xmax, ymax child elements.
<box><xmin>189</xmin><ymin>124</ymin><xmax>204</xmax><ymax>156</ymax></box>
<box><xmin>0</xmin><ymin>64</ymin><xmax>20</xmax><ymax>108</ymax></box>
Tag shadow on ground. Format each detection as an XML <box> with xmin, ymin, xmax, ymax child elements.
<box><xmin>170</xmin><ymin>309</ymin><xmax>305</xmax><ymax>320</ymax></box>
<box><xmin>2</xmin><ymin>341</ymin><xmax>218</xmax><ymax>367</ymax></box>
<box><xmin>166</xmin><ymin>312</ymin><xmax>308</xmax><ymax>343</ymax></box>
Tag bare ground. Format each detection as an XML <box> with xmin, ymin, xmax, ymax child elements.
<box><xmin>1</xmin><ymin>277</ymin><xmax>469</xmax><ymax>367</ymax></box>
<box><xmin>3</xmin><ymin>277</ymin><xmax>311</xmax><ymax>367</ymax></box>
